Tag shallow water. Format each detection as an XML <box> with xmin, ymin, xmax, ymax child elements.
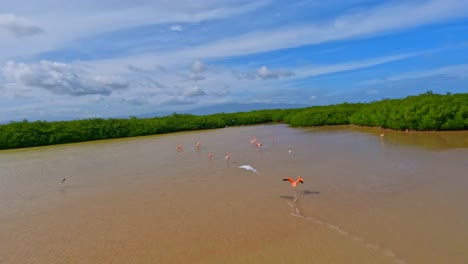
<box><xmin>1</xmin><ymin>124</ymin><xmax>467</xmax><ymax>263</ymax></box>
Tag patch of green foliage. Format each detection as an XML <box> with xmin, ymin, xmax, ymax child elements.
<box><xmin>1</xmin><ymin>92</ymin><xmax>466</xmax><ymax>149</ymax></box>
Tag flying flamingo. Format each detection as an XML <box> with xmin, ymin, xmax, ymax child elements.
<box><xmin>250</xmin><ymin>137</ymin><xmax>257</xmax><ymax>144</ymax></box>
<box><xmin>225</xmin><ymin>152</ymin><xmax>231</xmax><ymax>160</ymax></box>
<box><xmin>283</xmin><ymin>176</ymin><xmax>304</xmax><ymax>187</ymax></box>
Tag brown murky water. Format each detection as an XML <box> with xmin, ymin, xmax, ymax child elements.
<box><xmin>1</xmin><ymin>124</ymin><xmax>467</xmax><ymax>264</ymax></box>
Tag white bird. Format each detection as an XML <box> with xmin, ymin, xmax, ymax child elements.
<box><xmin>238</xmin><ymin>165</ymin><xmax>260</xmax><ymax>174</ymax></box>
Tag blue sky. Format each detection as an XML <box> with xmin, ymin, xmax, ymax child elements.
<box><xmin>1</xmin><ymin>0</ymin><xmax>468</xmax><ymax>121</ymax></box>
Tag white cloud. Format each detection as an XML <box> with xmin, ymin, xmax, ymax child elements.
<box><xmin>0</xmin><ymin>13</ymin><xmax>43</xmax><ymax>37</ymax></box>
<box><xmin>293</xmin><ymin>51</ymin><xmax>429</xmax><ymax>79</ymax></box>
<box><xmin>170</xmin><ymin>25</ymin><xmax>183</xmax><ymax>31</ymax></box>
<box><xmin>360</xmin><ymin>63</ymin><xmax>468</xmax><ymax>85</ymax></box>
<box><xmin>2</xmin><ymin>60</ymin><xmax>128</xmax><ymax>96</ymax></box>
<box><xmin>256</xmin><ymin>66</ymin><xmax>295</xmax><ymax>79</ymax></box>
<box><xmin>183</xmin><ymin>86</ymin><xmax>206</xmax><ymax>97</ymax></box>
<box><xmin>191</xmin><ymin>60</ymin><xmax>206</xmax><ymax>73</ymax></box>
<box><xmin>0</xmin><ymin>1</ymin><xmax>270</xmax><ymax>60</ymax></box>
<box><xmin>176</xmin><ymin>0</ymin><xmax>468</xmax><ymax>59</ymax></box>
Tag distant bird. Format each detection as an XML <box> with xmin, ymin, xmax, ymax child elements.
<box><xmin>255</xmin><ymin>142</ymin><xmax>263</xmax><ymax>147</ymax></box>
<box><xmin>177</xmin><ymin>144</ymin><xmax>183</xmax><ymax>151</ymax></box>
<box><xmin>59</xmin><ymin>178</ymin><xmax>66</xmax><ymax>185</ymax></box>
<box><xmin>225</xmin><ymin>152</ymin><xmax>231</xmax><ymax>160</ymax></box>
<box><xmin>288</xmin><ymin>149</ymin><xmax>293</xmax><ymax>154</ymax></box>
<box><xmin>283</xmin><ymin>176</ymin><xmax>304</xmax><ymax>187</ymax></box>
<box><xmin>380</xmin><ymin>133</ymin><xmax>385</xmax><ymax>137</ymax></box>
<box><xmin>250</xmin><ymin>137</ymin><xmax>257</xmax><ymax>144</ymax></box>
<box><xmin>195</xmin><ymin>141</ymin><xmax>201</xmax><ymax>148</ymax></box>
<box><xmin>208</xmin><ymin>153</ymin><xmax>213</xmax><ymax>159</ymax></box>
<box><xmin>238</xmin><ymin>165</ymin><xmax>260</xmax><ymax>174</ymax></box>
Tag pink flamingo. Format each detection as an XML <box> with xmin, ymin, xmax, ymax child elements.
<box><xmin>225</xmin><ymin>152</ymin><xmax>231</xmax><ymax>160</ymax></box>
<box><xmin>195</xmin><ymin>141</ymin><xmax>201</xmax><ymax>148</ymax></box>
<box><xmin>208</xmin><ymin>153</ymin><xmax>213</xmax><ymax>159</ymax></box>
<box><xmin>283</xmin><ymin>176</ymin><xmax>304</xmax><ymax>187</ymax></box>
<box><xmin>176</xmin><ymin>144</ymin><xmax>183</xmax><ymax>151</ymax></box>
<box><xmin>255</xmin><ymin>142</ymin><xmax>263</xmax><ymax>147</ymax></box>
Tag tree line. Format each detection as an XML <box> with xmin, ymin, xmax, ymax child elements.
<box><xmin>1</xmin><ymin>92</ymin><xmax>466</xmax><ymax>149</ymax></box>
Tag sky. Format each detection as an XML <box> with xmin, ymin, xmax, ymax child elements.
<box><xmin>1</xmin><ymin>0</ymin><xmax>468</xmax><ymax>122</ymax></box>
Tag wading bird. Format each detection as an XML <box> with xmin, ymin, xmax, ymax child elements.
<box><xmin>59</xmin><ymin>178</ymin><xmax>66</xmax><ymax>185</ymax></box>
<box><xmin>238</xmin><ymin>165</ymin><xmax>259</xmax><ymax>174</ymax></box>
<box><xmin>283</xmin><ymin>176</ymin><xmax>304</xmax><ymax>187</ymax></box>
<box><xmin>177</xmin><ymin>144</ymin><xmax>183</xmax><ymax>151</ymax></box>
<box><xmin>208</xmin><ymin>153</ymin><xmax>213</xmax><ymax>159</ymax></box>
<box><xmin>195</xmin><ymin>141</ymin><xmax>201</xmax><ymax>148</ymax></box>
<box><xmin>225</xmin><ymin>152</ymin><xmax>231</xmax><ymax>160</ymax></box>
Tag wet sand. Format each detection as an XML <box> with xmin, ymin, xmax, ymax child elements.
<box><xmin>1</xmin><ymin>124</ymin><xmax>467</xmax><ymax>263</ymax></box>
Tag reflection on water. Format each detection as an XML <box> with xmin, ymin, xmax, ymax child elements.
<box><xmin>304</xmin><ymin>125</ymin><xmax>468</xmax><ymax>150</ymax></box>
<box><xmin>0</xmin><ymin>124</ymin><xmax>467</xmax><ymax>264</ymax></box>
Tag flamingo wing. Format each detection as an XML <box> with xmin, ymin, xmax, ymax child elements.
<box><xmin>283</xmin><ymin>178</ymin><xmax>293</xmax><ymax>183</ymax></box>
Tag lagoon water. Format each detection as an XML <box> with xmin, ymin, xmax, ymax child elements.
<box><xmin>1</xmin><ymin>124</ymin><xmax>467</xmax><ymax>263</ymax></box>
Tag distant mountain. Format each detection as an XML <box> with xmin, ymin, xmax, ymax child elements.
<box><xmin>137</xmin><ymin>103</ymin><xmax>309</xmax><ymax>118</ymax></box>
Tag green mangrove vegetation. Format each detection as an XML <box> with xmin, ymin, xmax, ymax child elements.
<box><xmin>1</xmin><ymin>92</ymin><xmax>467</xmax><ymax>150</ymax></box>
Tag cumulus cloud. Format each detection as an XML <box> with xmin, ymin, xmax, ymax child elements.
<box><xmin>256</xmin><ymin>66</ymin><xmax>295</xmax><ymax>79</ymax></box>
<box><xmin>191</xmin><ymin>60</ymin><xmax>206</xmax><ymax>73</ymax></box>
<box><xmin>183</xmin><ymin>86</ymin><xmax>206</xmax><ymax>97</ymax></box>
<box><xmin>0</xmin><ymin>14</ymin><xmax>43</xmax><ymax>37</ymax></box>
<box><xmin>2</xmin><ymin>60</ymin><xmax>128</xmax><ymax>96</ymax></box>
